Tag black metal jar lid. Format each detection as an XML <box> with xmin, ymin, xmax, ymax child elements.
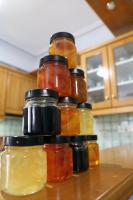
<box><xmin>40</xmin><ymin>55</ymin><xmax>68</xmax><ymax>66</ymax></box>
<box><xmin>69</xmin><ymin>68</ymin><xmax>85</xmax><ymax>78</ymax></box>
<box><xmin>4</xmin><ymin>136</ymin><xmax>51</xmax><ymax>146</ymax></box>
<box><xmin>50</xmin><ymin>32</ymin><xmax>75</xmax><ymax>44</ymax></box>
<box><xmin>77</xmin><ymin>103</ymin><xmax>92</xmax><ymax>109</ymax></box>
<box><xmin>25</xmin><ymin>89</ymin><xmax>59</xmax><ymax>100</ymax></box>
<box><xmin>70</xmin><ymin>135</ymin><xmax>88</xmax><ymax>143</ymax></box>
<box><xmin>43</xmin><ymin>135</ymin><xmax>70</xmax><ymax>144</ymax></box>
<box><xmin>86</xmin><ymin>135</ymin><xmax>98</xmax><ymax>141</ymax></box>
<box><xmin>58</xmin><ymin>96</ymin><xmax>78</xmax><ymax>104</ymax></box>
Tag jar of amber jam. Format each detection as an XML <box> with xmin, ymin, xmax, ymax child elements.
<box><xmin>58</xmin><ymin>97</ymin><xmax>80</xmax><ymax>135</ymax></box>
<box><xmin>70</xmin><ymin>136</ymin><xmax>89</xmax><ymax>173</ymax></box>
<box><xmin>23</xmin><ymin>89</ymin><xmax>61</xmax><ymax>135</ymax></box>
<box><xmin>37</xmin><ymin>55</ymin><xmax>71</xmax><ymax>97</ymax></box>
<box><xmin>1</xmin><ymin>136</ymin><xmax>47</xmax><ymax>196</ymax></box>
<box><xmin>78</xmin><ymin>103</ymin><xmax>94</xmax><ymax>135</ymax></box>
<box><xmin>86</xmin><ymin>135</ymin><xmax>100</xmax><ymax>167</ymax></box>
<box><xmin>44</xmin><ymin>136</ymin><xmax>73</xmax><ymax>182</ymax></box>
<box><xmin>69</xmin><ymin>69</ymin><xmax>87</xmax><ymax>103</ymax></box>
<box><xmin>49</xmin><ymin>32</ymin><xmax>77</xmax><ymax>69</ymax></box>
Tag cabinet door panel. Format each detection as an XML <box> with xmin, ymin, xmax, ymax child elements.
<box><xmin>0</xmin><ymin>68</ymin><xmax>7</xmax><ymax>116</ymax></box>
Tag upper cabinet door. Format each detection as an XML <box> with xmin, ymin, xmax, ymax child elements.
<box><xmin>108</xmin><ymin>35</ymin><xmax>133</xmax><ymax>107</ymax></box>
<box><xmin>80</xmin><ymin>47</ymin><xmax>111</xmax><ymax>110</ymax></box>
<box><xmin>0</xmin><ymin>68</ymin><xmax>7</xmax><ymax>116</ymax></box>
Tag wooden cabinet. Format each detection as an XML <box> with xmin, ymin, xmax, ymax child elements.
<box><xmin>80</xmin><ymin>31</ymin><xmax>133</xmax><ymax>115</ymax></box>
<box><xmin>0</xmin><ymin>68</ymin><xmax>7</xmax><ymax>117</ymax></box>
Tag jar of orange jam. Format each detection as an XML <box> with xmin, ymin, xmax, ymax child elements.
<box><xmin>44</xmin><ymin>136</ymin><xmax>73</xmax><ymax>182</ymax></box>
<box><xmin>37</xmin><ymin>55</ymin><xmax>71</xmax><ymax>97</ymax></box>
<box><xmin>58</xmin><ymin>97</ymin><xmax>80</xmax><ymax>135</ymax></box>
<box><xmin>86</xmin><ymin>135</ymin><xmax>100</xmax><ymax>167</ymax></box>
<box><xmin>69</xmin><ymin>68</ymin><xmax>87</xmax><ymax>103</ymax></box>
<box><xmin>49</xmin><ymin>32</ymin><xmax>77</xmax><ymax>69</ymax></box>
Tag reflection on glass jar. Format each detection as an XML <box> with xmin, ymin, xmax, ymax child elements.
<box><xmin>1</xmin><ymin>136</ymin><xmax>47</xmax><ymax>196</ymax></box>
<box><xmin>49</xmin><ymin>32</ymin><xmax>77</xmax><ymax>69</ymax></box>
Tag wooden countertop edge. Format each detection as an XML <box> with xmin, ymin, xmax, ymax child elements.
<box><xmin>98</xmin><ymin>172</ymin><xmax>133</xmax><ymax>200</ymax></box>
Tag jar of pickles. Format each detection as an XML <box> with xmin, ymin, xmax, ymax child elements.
<box><xmin>23</xmin><ymin>89</ymin><xmax>61</xmax><ymax>135</ymax></box>
<box><xmin>49</xmin><ymin>32</ymin><xmax>77</xmax><ymax>68</ymax></box>
<box><xmin>78</xmin><ymin>103</ymin><xmax>94</xmax><ymax>135</ymax></box>
<box><xmin>37</xmin><ymin>55</ymin><xmax>71</xmax><ymax>97</ymax></box>
<box><xmin>1</xmin><ymin>136</ymin><xmax>47</xmax><ymax>196</ymax></box>
<box><xmin>86</xmin><ymin>135</ymin><xmax>100</xmax><ymax>167</ymax></box>
<box><xmin>69</xmin><ymin>69</ymin><xmax>87</xmax><ymax>103</ymax></box>
<box><xmin>70</xmin><ymin>136</ymin><xmax>89</xmax><ymax>173</ymax></box>
<box><xmin>58</xmin><ymin>97</ymin><xmax>80</xmax><ymax>135</ymax></box>
<box><xmin>44</xmin><ymin>136</ymin><xmax>73</xmax><ymax>182</ymax></box>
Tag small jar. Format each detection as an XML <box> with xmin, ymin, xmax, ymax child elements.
<box><xmin>37</xmin><ymin>55</ymin><xmax>71</xmax><ymax>97</ymax></box>
<box><xmin>70</xmin><ymin>136</ymin><xmax>89</xmax><ymax>173</ymax></box>
<box><xmin>1</xmin><ymin>136</ymin><xmax>47</xmax><ymax>196</ymax></box>
<box><xmin>78</xmin><ymin>103</ymin><xmax>94</xmax><ymax>135</ymax></box>
<box><xmin>69</xmin><ymin>69</ymin><xmax>87</xmax><ymax>103</ymax></box>
<box><xmin>58</xmin><ymin>97</ymin><xmax>80</xmax><ymax>135</ymax></box>
<box><xmin>23</xmin><ymin>89</ymin><xmax>61</xmax><ymax>135</ymax></box>
<box><xmin>49</xmin><ymin>32</ymin><xmax>77</xmax><ymax>69</ymax></box>
<box><xmin>86</xmin><ymin>135</ymin><xmax>100</xmax><ymax>167</ymax></box>
<box><xmin>44</xmin><ymin>136</ymin><xmax>73</xmax><ymax>182</ymax></box>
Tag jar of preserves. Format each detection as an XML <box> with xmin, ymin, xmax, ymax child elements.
<box><xmin>23</xmin><ymin>89</ymin><xmax>61</xmax><ymax>135</ymax></box>
<box><xmin>1</xmin><ymin>136</ymin><xmax>47</xmax><ymax>196</ymax></box>
<box><xmin>69</xmin><ymin>69</ymin><xmax>87</xmax><ymax>103</ymax></box>
<box><xmin>49</xmin><ymin>32</ymin><xmax>77</xmax><ymax>69</ymax></box>
<box><xmin>86</xmin><ymin>135</ymin><xmax>100</xmax><ymax>167</ymax></box>
<box><xmin>70</xmin><ymin>136</ymin><xmax>89</xmax><ymax>173</ymax></box>
<box><xmin>37</xmin><ymin>55</ymin><xmax>71</xmax><ymax>97</ymax></box>
<box><xmin>78</xmin><ymin>103</ymin><xmax>94</xmax><ymax>135</ymax></box>
<box><xmin>58</xmin><ymin>97</ymin><xmax>80</xmax><ymax>135</ymax></box>
<box><xmin>44</xmin><ymin>136</ymin><xmax>73</xmax><ymax>182</ymax></box>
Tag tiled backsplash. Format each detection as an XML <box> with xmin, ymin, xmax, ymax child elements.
<box><xmin>0</xmin><ymin>116</ymin><xmax>22</xmax><ymax>136</ymax></box>
<box><xmin>94</xmin><ymin>113</ymin><xmax>133</xmax><ymax>150</ymax></box>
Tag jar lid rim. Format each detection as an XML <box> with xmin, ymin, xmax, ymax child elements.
<box><xmin>50</xmin><ymin>32</ymin><xmax>75</xmax><ymax>44</ymax></box>
<box><xmin>69</xmin><ymin>68</ymin><xmax>84</xmax><ymax>78</ymax></box>
<box><xmin>58</xmin><ymin>96</ymin><xmax>78</xmax><ymax>104</ymax></box>
<box><xmin>77</xmin><ymin>103</ymin><xmax>92</xmax><ymax>109</ymax></box>
<box><xmin>39</xmin><ymin>55</ymin><xmax>68</xmax><ymax>67</ymax></box>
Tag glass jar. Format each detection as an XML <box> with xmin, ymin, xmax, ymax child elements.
<box><xmin>69</xmin><ymin>69</ymin><xmax>87</xmax><ymax>103</ymax></box>
<box><xmin>86</xmin><ymin>135</ymin><xmax>100</xmax><ymax>167</ymax></box>
<box><xmin>1</xmin><ymin>136</ymin><xmax>47</xmax><ymax>196</ymax></box>
<box><xmin>44</xmin><ymin>136</ymin><xmax>73</xmax><ymax>182</ymax></box>
<box><xmin>78</xmin><ymin>103</ymin><xmax>94</xmax><ymax>135</ymax></box>
<box><xmin>70</xmin><ymin>136</ymin><xmax>89</xmax><ymax>173</ymax></box>
<box><xmin>58</xmin><ymin>97</ymin><xmax>80</xmax><ymax>135</ymax></box>
<box><xmin>23</xmin><ymin>89</ymin><xmax>61</xmax><ymax>135</ymax></box>
<box><xmin>37</xmin><ymin>55</ymin><xmax>71</xmax><ymax>97</ymax></box>
<box><xmin>49</xmin><ymin>32</ymin><xmax>77</xmax><ymax>69</ymax></box>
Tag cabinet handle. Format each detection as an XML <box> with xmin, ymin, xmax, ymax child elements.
<box><xmin>105</xmin><ymin>96</ymin><xmax>109</xmax><ymax>100</ymax></box>
<box><xmin>112</xmin><ymin>94</ymin><xmax>117</xmax><ymax>98</ymax></box>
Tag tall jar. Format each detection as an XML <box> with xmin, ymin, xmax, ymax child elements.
<box><xmin>1</xmin><ymin>136</ymin><xmax>47</xmax><ymax>196</ymax></box>
<box><xmin>69</xmin><ymin>69</ymin><xmax>87</xmax><ymax>103</ymax></box>
<box><xmin>37</xmin><ymin>55</ymin><xmax>71</xmax><ymax>97</ymax></box>
<box><xmin>70</xmin><ymin>136</ymin><xmax>89</xmax><ymax>173</ymax></box>
<box><xmin>23</xmin><ymin>89</ymin><xmax>61</xmax><ymax>135</ymax></box>
<box><xmin>49</xmin><ymin>32</ymin><xmax>77</xmax><ymax>69</ymax></box>
<box><xmin>58</xmin><ymin>97</ymin><xmax>80</xmax><ymax>135</ymax></box>
<box><xmin>86</xmin><ymin>135</ymin><xmax>100</xmax><ymax>167</ymax></box>
<box><xmin>78</xmin><ymin>103</ymin><xmax>94</xmax><ymax>135</ymax></box>
<box><xmin>44</xmin><ymin>136</ymin><xmax>73</xmax><ymax>182</ymax></box>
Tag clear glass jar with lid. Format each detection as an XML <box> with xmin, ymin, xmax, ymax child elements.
<box><xmin>69</xmin><ymin>69</ymin><xmax>87</xmax><ymax>103</ymax></box>
<box><xmin>49</xmin><ymin>32</ymin><xmax>77</xmax><ymax>69</ymax></box>
<box><xmin>78</xmin><ymin>103</ymin><xmax>94</xmax><ymax>135</ymax></box>
<box><xmin>86</xmin><ymin>135</ymin><xmax>100</xmax><ymax>167</ymax></box>
<box><xmin>58</xmin><ymin>97</ymin><xmax>80</xmax><ymax>135</ymax></box>
<box><xmin>23</xmin><ymin>89</ymin><xmax>61</xmax><ymax>135</ymax></box>
<box><xmin>37</xmin><ymin>55</ymin><xmax>71</xmax><ymax>97</ymax></box>
<box><xmin>1</xmin><ymin>136</ymin><xmax>47</xmax><ymax>196</ymax></box>
<box><xmin>44</xmin><ymin>136</ymin><xmax>73</xmax><ymax>182</ymax></box>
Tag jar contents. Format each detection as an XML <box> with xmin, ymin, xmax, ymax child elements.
<box><xmin>70</xmin><ymin>136</ymin><xmax>89</xmax><ymax>173</ymax></box>
<box><xmin>78</xmin><ymin>103</ymin><xmax>94</xmax><ymax>135</ymax></box>
<box><xmin>1</xmin><ymin>136</ymin><xmax>47</xmax><ymax>196</ymax></box>
<box><xmin>49</xmin><ymin>32</ymin><xmax>77</xmax><ymax>68</ymax></box>
<box><xmin>44</xmin><ymin>136</ymin><xmax>73</xmax><ymax>182</ymax></box>
<box><xmin>70</xmin><ymin>69</ymin><xmax>87</xmax><ymax>103</ymax></box>
<box><xmin>58</xmin><ymin>97</ymin><xmax>80</xmax><ymax>135</ymax></box>
<box><xmin>23</xmin><ymin>89</ymin><xmax>61</xmax><ymax>135</ymax></box>
<box><xmin>37</xmin><ymin>55</ymin><xmax>71</xmax><ymax>97</ymax></box>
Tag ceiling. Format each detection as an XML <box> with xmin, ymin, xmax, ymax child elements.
<box><xmin>0</xmin><ymin>0</ymin><xmax>100</xmax><ymax>56</ymax></box>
